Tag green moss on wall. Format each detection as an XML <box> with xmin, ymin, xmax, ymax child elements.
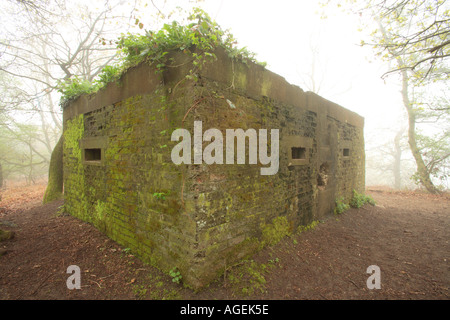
<box><xmin>260</xmin><ymin>216</ymin><xmax>291</xmax><ymax>247</ymax></box>
<box><xmin>64</xmin><ymin>114</ymin><xmax>89</xmax><ymax>222</ymax></box>
<box><xmin>64</xmin><ymin>114</ymin><xmax>84</xmax><ymax>159</ymax></box>
<box><xmin>62</xmin><ymin>58</ymin><xmax>365</xmax><ymax>290</ymax></box>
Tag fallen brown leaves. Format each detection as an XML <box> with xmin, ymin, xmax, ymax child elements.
<box><xmin>0</xmin><ymin>181</ymin><xmax>47</xmax><ymax>217</ymax></box>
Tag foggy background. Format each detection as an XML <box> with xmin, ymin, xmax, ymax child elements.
<box><xmin>0</xmin><ymin>0</ymin><xmax>448</xmax><ymax>191</ymax></box>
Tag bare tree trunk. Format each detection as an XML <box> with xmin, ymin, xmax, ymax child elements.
<box><xmin>43</xmin><ymin>134</ymin><xmax>63</xmax><ymax>203</ymax></box>
<box><xmin>377</xmin><ymin>19</ymin><xmax>441</xmax><ymax>194</ymax></box>
<box><xmin>0</xmin><ymin>162</ymin><xmax>3</xmax><ymax>188</ymax></box>
<box><xmin>400</xmin><ymin>69</ymin><xmax>440</xmax><ymax>194</ymax></box>
<box><xmin>393</xmin><ymin>129</ymin><xmax>403</xmax><ymax>189</ymax></box>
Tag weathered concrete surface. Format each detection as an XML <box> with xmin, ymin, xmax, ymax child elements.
<box><xmin>63</xmin><ymin>47</ymin><xmax>364</xmax><ymax>289</ymax></box>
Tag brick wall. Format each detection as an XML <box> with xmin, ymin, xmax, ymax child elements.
<box><xmin>63</xmin><ymin>48</ymin><xmax>364</xmax><ymax>288</ymax></box>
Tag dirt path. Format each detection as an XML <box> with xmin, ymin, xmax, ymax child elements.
<box><xmin>0</xmin><ymin>185</ymin><xmax>449</xmax><ymax>300</ymax></box>
<box><xmin>255</xmin><ymin>189</ymin><xmax>449</xmax><ymax>300</ymax></box>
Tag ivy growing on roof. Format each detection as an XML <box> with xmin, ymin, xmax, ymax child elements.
<box><xmin>57</xmin><ymin>7</ymin><xmax>266</xmax><ymax>107</ymax></box>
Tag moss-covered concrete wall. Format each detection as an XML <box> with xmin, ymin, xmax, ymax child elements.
<box><xmin>63</xmin><ymin>48</ymin><xmax>364</xmax><ymax>289</ymax></box>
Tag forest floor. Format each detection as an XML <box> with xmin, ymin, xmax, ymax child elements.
<box><xmin>0</xmin><ymin>183</ymin><xmax>448</xmax><ymax>300</ymax></box>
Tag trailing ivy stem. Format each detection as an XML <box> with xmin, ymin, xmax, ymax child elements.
<box><xmin>182</xmin><ymin>96</ymin><xmax>207</xmax><ymax>123</ymax></box>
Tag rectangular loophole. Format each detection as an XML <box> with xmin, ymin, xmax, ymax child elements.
<box><xmin>291</xmin><ymin>147</ymin><xmax>306</xmax><ymax>160</ymax></box>
<box><xmin>343</xmin><ymin>148</ymin><xmax>350</xmax><ymax>157</ymax></box>
<box><xmin>85</xmin><ymin>148</ymin><xmax>102</xmax><ymax>162</ymax></box>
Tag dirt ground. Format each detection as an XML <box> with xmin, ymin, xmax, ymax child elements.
<box><xmin>0</xmin><ymin>183</ymin><xmax>448</xmax><ymax>300</ymax></box>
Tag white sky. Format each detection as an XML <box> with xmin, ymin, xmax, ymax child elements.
<box><xmin>188</xmin><ymin>0</ymin><xmax>415</xmax><ymax>186</ymax></box>
<box><xmin>2</xmin><ymin>0</ymin><xmax>424</xmax><ymax>185</ymax></box>
<box><xmin>2</xmin><ymin>0</ymin><xmax>408</xmax><ymax>135</ymax></box>
<box><xmin>196</xmin><ymin>0</ymin><xmax>407</xmax><ymax>136</ymax></box>
<box><xmin>82</xmin><ymin>0</ymin><xmax>419</xmax><ymax>179</ymax></box>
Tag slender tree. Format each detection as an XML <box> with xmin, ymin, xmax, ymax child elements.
<box><xmin>393</xmin><ymin>127</ymin><xmax>406</xmax><ymax>189</ymax></box>
<box><xmin>1</xmin><ymin>0</ymin><xmax>134</xmax><ymax>200</ymax></box>
<box><xmin>0</xmin><ymin>163</ymin><xmax>3</xmax><ymax>189</ymax></box>
<box><xmin>346</xmin><ymin>0</ymin><xmax>450</xmax><ymax>193</ymax></box>
<box><xmin>376</xmin><ymin>18</ymin><xmax>445</xmax><ymax>193</ymax></box>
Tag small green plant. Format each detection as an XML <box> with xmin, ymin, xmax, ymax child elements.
<box><xmin>227</xmin><ymin>259</ymin><xmax>276</xmax><ymax>296</ymax></box>
<box><xmin>160</xmin><ymin>288</ymin><xmax>181</xmax><ymax>300</ymax></box>
<box><xmin>349</xmin><ymin>190</ymin><xmax>365</xmax><ymax>208</ymax></box>
<box><xmin>268</xmin><ymin>257</ymin><xmax>280</xmax><ymax>264</ymax></box>
<box><xmin>132</xmin><ymin>284</ymin><xmax>148</xmax><ymax>300</ymax></box>
<box><xmin>169</xmin><ymin>267</ymin><xmax>182</xmax><ymax>284</ymax></box>
<box><xmin>350</xmin><ymin>190</ymin><xmax>376</xmax><ymax>208</ymax></box>
<box><xmin>142</xmin><ymin>273</ymin><xmax>181</xmax><ymax>300</ymax></box>
<box><xmin>57</xmin><ymin>76</ymin><xmax>98</xmax><ymax>105</ymax></box>
<box><xmin>297</xmin><ymin>220</ymin><xmax>320</xmax><ymax>233</ymax></box>
<box><xmin>153</xmin><ymin>192</ymin><xmax>168</xmax><ymax>200</ymax></box>
<box><xmin>334</xmin><ymin>197</ymin><xmax>350</xmax><ymax>215</ymax></box>
<box><xmin>55</xmin><ymin>204</ymin><xmax>66</xmax><ymax>217</ymax></box>
<box><xmin>121</xmin><ymin>247</ymin><xmax>133</xmax><ymax>259</ymax></box>
<box><xmin>95</xmin><ymin>65</ymin><xmax>122</xmax><ymax>87</ymax></box>
<box><xmin>365</xmin><ymin>194</ymin><xmax>376</xmax><ymax>206</ymax></box>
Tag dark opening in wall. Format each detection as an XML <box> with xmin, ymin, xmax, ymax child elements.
<box><xmin>317</xmin><ymin>162</ymin><xmax>329</xmax><ymax>189</ymax></box>
<box><xmin>343</xmin><ymin>148</ymin><xmax>350</xmax><ymax>157</ymax></box>
<box><xmin>85</xmin><ymin>148</ymin><xmax>102</xmax><ymax>161</ymax></box>
<box><xmin>291</xmin><ymin>147</ymin><xmax>306</xmax><ymax>160</ymax></box>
